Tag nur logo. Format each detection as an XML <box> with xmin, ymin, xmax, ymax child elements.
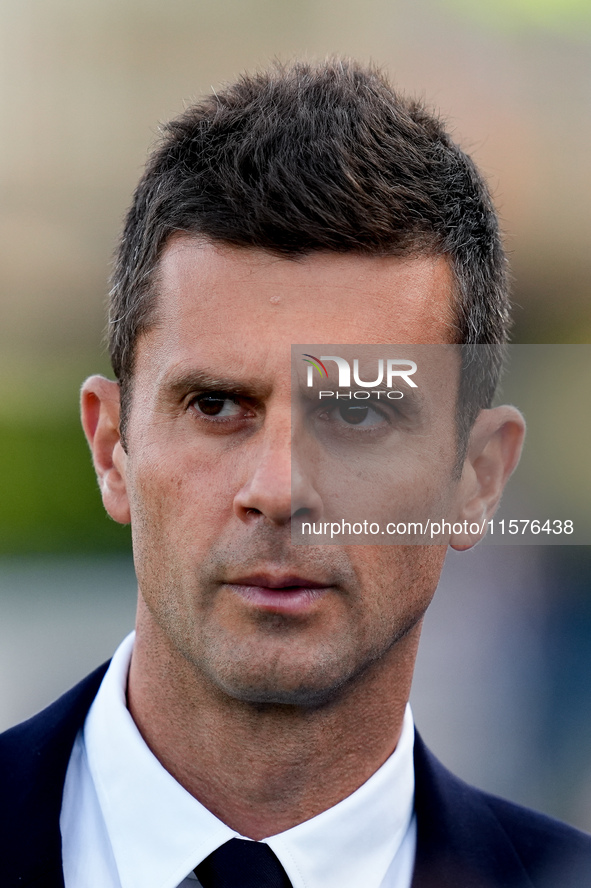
<box><xmin>302</xmin><ymin>354</ymin><xmax>329</xmax><ymax>383</ymax></box>
<box><xmin>302</xmin><ymin>354</ymin><xmax>417</xmax><ymax>388</ymax></box>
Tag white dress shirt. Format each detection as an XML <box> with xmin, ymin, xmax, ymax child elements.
<box><xmin>60</xmin><ymin>632</ymin><xmax>416</xmax><ymax>888</ymax></box>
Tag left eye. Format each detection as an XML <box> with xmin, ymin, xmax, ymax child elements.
<box><xmin>319</xmin><ymin>400</ymin><xmax>387</xmax><ymax>428</ymax></box>
<box><xmin>336</xmin><ymin>403</ymin><xmax>374</xmax><ymax>425</ymax></box>
<box><xmin>191</xmin><ymin>394</ymin><xmax>245</xmax><ymax>418</ymax></box>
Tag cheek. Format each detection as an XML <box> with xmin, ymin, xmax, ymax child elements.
<box><xmin>124</xmin><ymin>449</ymin><xmax>225</xmax><ymax>628</ymax></box>
<box><xmin>310</xmin><ymin>421</ymin><xmax>459</xmax><ymax>525</ymax></box>
<box><xmin>127</xmin><ymin>441</ymin><xmax>236</xmax><ymax>544</ymax></box>
<box><xmin>351</xmin><ymin>545</ymin><xmax>447</xmax><ymax>634</ymax></box>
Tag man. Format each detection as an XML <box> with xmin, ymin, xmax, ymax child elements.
<box><xmin>2</xmin><ymin>60</ymin><xmax>590</xmax><ymax>888</ymax></box>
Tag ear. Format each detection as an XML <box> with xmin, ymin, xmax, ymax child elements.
<box><xmin>80</xmin><ymin>375</ymin><xmax>131</xmax><ymax>524</ymax></box>
<box><xmin>450</xmin><ymin>406</ymin><xmax>525</xmax><ymax>551</ymax></box>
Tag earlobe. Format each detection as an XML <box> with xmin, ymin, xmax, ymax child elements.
<box><xmin>450</xmin><ymin>406</ymin><xmax>526</xmax><ymax>551</ymax></box>
<box><xmin>80</xmin><ymin>375</ymin><xmax>131</xmax><ymax>525</ymax></box>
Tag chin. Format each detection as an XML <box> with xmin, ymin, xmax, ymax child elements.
<box><xmin>215</xmin><ymin>675</ymin><xmax>350</xmax><ymax>709</ymax></box>
<box><xmin>201</xmin><ymin>641</ymin><xmax>384</xmax><ymax>710</ymax></box>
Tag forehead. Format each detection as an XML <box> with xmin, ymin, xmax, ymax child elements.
<box><xmin>147</xmin><ymin>235</ymin><xmax>456</xmax><ymax>361</ymax></box>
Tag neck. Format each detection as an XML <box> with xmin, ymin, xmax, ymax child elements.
<box><xmin>127</xmin><ymin>613</ymin><xmax>420</xmax><ymax>840</ymax></box>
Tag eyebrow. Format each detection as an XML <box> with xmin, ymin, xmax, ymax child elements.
<box><xmin>158</xmin><ymin>369</ymin><xmax>272</xmax><ymax>402</ymax></box>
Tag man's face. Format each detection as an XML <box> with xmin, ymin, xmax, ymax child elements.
<box><xmin>119</xmin><ymin>236</ymin><xmax>461</xmax><ymax>706</ymax></box>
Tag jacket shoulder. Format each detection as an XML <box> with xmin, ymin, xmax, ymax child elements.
<box><xmin>0</xmin><ymin>661</ymin><xmax>109</xmax><ymax>780</ymax></box>
<box><xmin>0</xmin><ymin>662</ymin><xmax>109</xmax><ymax>888</ymax></box>
<box><xmin>413</xmin><ymin>731</ymin><xmax>591</xmax><ymax>888</ymax></box>
<box><xmin>482</xmin><ymin>791</ymin><xmax>591</xmax><ymax>887</ymax></box>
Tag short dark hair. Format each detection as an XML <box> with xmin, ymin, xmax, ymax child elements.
<box><xmin>109</xmin><ymin>59</ymin><xmax>510</xmax><ymax>445</ymax></box>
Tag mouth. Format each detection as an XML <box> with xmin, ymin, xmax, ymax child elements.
<box><xmin>224</xmin><ymin>573</ymin><xmax>332</xmax><ymax>614</ymax></box>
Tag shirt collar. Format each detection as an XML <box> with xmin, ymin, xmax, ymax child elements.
<box><xmin>85</xmin><ymin>632</ymin><xmax>415</xmax><ymax>888</ymax></box>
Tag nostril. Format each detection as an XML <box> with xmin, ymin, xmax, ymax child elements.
<box><xmin>292</xmin><ymin>506</ymin><xmax>313</xmax><ymax>521</ymax></box>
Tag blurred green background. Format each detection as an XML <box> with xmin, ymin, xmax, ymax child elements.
<box><xmin>1</xmin><ymin>0</ymin><xmax>591</xmax><ymax>831</ymax></box>
<box><xmin>1</xmin><ymin>0</ymin><xmax>590</xmax><ymax>552</ymax></box>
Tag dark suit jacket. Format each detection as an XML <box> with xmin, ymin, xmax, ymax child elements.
<box><xmin>2</xmin><ymin>664</ymin><xmax>591</xmax><ymax>888</ymax></box>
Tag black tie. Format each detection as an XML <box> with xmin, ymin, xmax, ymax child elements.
<box><xmin>195</xmin><ymin>838</ymin><xmax>293</xmax><ymax>888</ymax></box>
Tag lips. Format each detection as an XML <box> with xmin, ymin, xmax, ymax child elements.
<box><xmin>230</xmin><ymin>574</ymin><xmax>329</xmax><ymax>590</ymax></box>
<box><xmin>224</xmin><ymin>573</ymin><xmax>331</xmax><ymax>613</ymax></box>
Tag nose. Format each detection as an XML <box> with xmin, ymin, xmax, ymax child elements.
<box><xmin>233</xmin><ymin>414</ymin><xmax>323</xmax><ymax>526</ymax></box>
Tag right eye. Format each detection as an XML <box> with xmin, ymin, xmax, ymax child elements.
<box><xmin>189</xmin><ymin>393</ymin><xmax>254</xmax><ymax>421</ymax></box>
